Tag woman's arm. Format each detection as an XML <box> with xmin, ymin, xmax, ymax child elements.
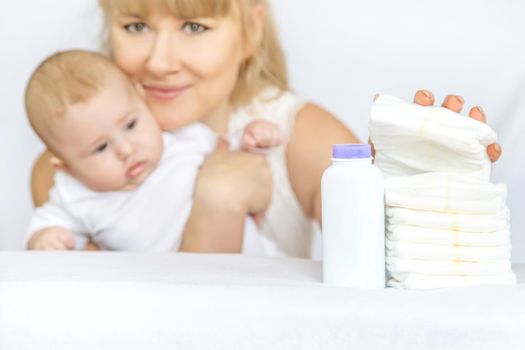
<box><xmin>179</xmin><ymin>141</ymin><xmax>272</xmax><ymax>253</ymax></box>
<box><xmin>31</xmin><ymin>150</ymin><xmax>55</xmax><ymax>206</ymax></box>
<box><xmin>286</xmin><ymin>90</ymin><xmax>502</xmax><ymax>224</ymax></box>
<box><xmin>286</xmin><ymin>103</ymin><xmax>359</xmax><ymax>223</ymax></box>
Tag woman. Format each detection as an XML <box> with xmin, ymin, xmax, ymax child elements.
<box><xmin>31</xmin><ymin>0</ymin><xmax>501</xmax><ymax>257</ymax></box>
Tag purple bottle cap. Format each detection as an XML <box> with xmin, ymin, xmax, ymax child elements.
<box><xmin>332</xmin><ymin>144</ymin><xmax>372</xmax><ymax>159</ymax></box>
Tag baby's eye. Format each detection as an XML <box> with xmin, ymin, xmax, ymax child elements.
<box><xmin>126</xmin><ymin>119</ymin><xmax>138</xmax><ymax>130</ymax></box>
<box><xmin>182</xmin><ymin>22</ymin><xmax>208</xmax><ymax>34</ymax></box>
<box><xmin>94</xmin><ymin>143</ymin><xmax>108</xmax><ymax>154</ymax></box>
<box><xmin>123</xmin><ymin>22</ymin><xmax>150</xmax><ymax>33</ymax></box>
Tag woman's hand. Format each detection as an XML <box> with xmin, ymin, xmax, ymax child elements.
<box><xmin>179</xmin><ymin>139</ymin><xmax>272</xmax><ymax>253</ymax></box>
<box><xmin>413</xmin><ymin>89</ymin><xmax>502</xmax><ymax>162</ymax></box>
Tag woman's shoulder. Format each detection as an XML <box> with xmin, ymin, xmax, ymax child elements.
<box><xmin>246</xmin><ymin>86</ymin><xmax>351</xmax><ymax>127</ymax></box>
<box><xmin>256</xmin><ymin>86</ymin><xmax>306</xmax><ymax>115</ymax></box>
<box><xmin>231</xmin><ymin>86</ymin><xmax>307</xmax><ymax>134</ymax></box>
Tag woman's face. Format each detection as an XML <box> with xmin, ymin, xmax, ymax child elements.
<box><xmin>109</xmin><ymin>7</ymin><xmax>247</xmax><ymax>133</ymax></box>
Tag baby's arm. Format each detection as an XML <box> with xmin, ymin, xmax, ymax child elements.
<box><xmin>27</xmin><ymin>227</ymin><xmax>75</xmax><ymax>250</ymax></box>
<box><xmin>241</xmin><ymin>119</ymin><xmax>284</xmax><ymax>151</ymax></box>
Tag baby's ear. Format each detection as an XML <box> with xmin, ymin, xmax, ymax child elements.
<box><xmin>49</xmin><ymin>156</ymin><xmax>69</xmax><ymax>173</ymax></box>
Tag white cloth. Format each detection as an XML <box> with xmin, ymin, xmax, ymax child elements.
<box><xmin>26</xmin><ymin>124</ymin><xmax>267</xmax><ymax>253</ymax></box>
<box><xmin>387</xmin><ymin>225</ymin><xmax>510</xmax><ymax>246</ymax></box>
<box><xmin>369</xmin><ymin>94</ymin><xmax>497</xmax><ymax>180</ymax></box>
<box><xmin>386</xmin><ymin>207</ymin><xmax>509</xmax><ymax>233</ymax></box>
<box><xmin>229</xmin><ymin>87</ymin><xmax>317</xmax><ymax>258</ymax></box>
<box><xmin>385</xmin><ymin>172</ymin><xmax>507</xmax><ymax>214</ymax></box>
<box><xmin>386</xmin><ymin>240</ymin><xmax>511</xmax><ymax>261</ymax></box>
<box><xmin>2</xmin><ymin>252</ymin><xmax>525</xmax><ymax>350</ymax></box>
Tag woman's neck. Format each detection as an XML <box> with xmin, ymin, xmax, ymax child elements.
<box><xmin>201</xmin><ymin>101</ymin><xmax>231</xmax><ymax>135</ymax></box>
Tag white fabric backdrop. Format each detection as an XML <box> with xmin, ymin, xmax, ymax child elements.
<box><xmin>1</xmin><ymin>0</ymin><xmax>524</xmax><ymax>262</ymax></box>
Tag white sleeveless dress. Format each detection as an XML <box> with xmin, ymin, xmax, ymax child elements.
<box><xmin>229</xmin><ymin>88</ymin><xmax>318</xmax><ymax>258</ymax></box>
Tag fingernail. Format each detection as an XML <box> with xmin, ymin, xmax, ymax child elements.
<box><xmin>421</xmin><ymin>90</ymin><xmax>433</xmax><ymax>99</ymax></box>
<box><xmin>455</xmin><ymin>95</ymin><xmax>464</xmax><ymax>104</ymax></box>
<box><xmin>476</xmin><ymin>106</ymin><xmax>485</xmax><ymax>115</ymax></box>
<box><xmin>494</xmin><ymin>143</ymin><xmax>501</xmax><ymax>154</ymax></box>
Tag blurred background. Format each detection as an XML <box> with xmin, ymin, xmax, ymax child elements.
<box><xmin>1</xmin><ymin>0</ymin><xmax>524</xmax><ymax>262</ymax></box>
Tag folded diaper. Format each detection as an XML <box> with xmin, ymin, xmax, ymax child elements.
<box><xmin>386</xmin><ymin>207</ymin><xmax>509</xmax><ymax>233</ymax></box>
<box><xmin>369</xmin><ymin>95</ymin><xmax>497</xmax><ymax>180</ymax></box>
<box><xmin>385</xmin><ymin>173</ymin><xmax>507</xmax><ymax>214</ymax></box>
<box><xmin>387</xmin><ymin>225</ymin><xmax>510</xmax><ymax>247</ymax></box>
<box><xmin>387</xmin><ymin>272</ymin><xmax>517</xmax><ymax>290</ymax></box>
<box><xmin>386</xmin><ymin>240</ymin><xmax>511</xmax><ymax>261</ymax></box>
<box><xmin>386</xmin><ymin>257</ymin><xmax>512</xmax><ymax>275</ymax></box>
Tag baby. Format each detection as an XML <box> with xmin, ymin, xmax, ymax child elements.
<box><xmin>24</xmin><ymin>50</ymin><xmax>282</xmax><ymax>251</ymax></box>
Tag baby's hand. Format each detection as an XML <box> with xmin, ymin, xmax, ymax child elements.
<box><xmin>241</xmin><ymin>119</ymin><xmax>283</xmax><ymax>152</ymax></box>
<box><xmin>27</xmin><ymin>227</ymin><xmax>75</xmax><ymax>250</ymax></box>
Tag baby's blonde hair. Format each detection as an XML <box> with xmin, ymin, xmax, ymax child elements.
<box><xmin>99</xmin><ymin>0</ymin><xmax>288</xmax><ymax>106</ymax></box>
<box><xmin>25</xmin><ymin>50</ymin><xmax>125</xmax><ymax>153</ymax></box>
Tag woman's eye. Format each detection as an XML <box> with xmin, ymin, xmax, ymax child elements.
<box><xmin>126</xmin><ymin>119</ymin><xmax>138</xmax><ymax>130</ymax></box>
<box><xmin>94</xmin><ymin>143</ymin><xmax>108</xmax><ymax>154</ymax></box>
<box><xmin>182</xmin><ymin>22</ymin><xmax>208</xmax><ymax>34</ymax></box>
<box><xmin>123</xmin><ymin>22</ymin><xmax>150</xmax><ymax>33</ymax></box>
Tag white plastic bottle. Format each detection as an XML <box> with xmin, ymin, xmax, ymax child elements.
<box><xmin>321</xmin><ymin>144</ymin><xmax>385</xmax><ymax>288</ymax></box>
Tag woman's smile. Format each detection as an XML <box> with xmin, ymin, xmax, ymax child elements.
<box><xmin>143</xmin><ymin>84</ymin><xmax>192</xmax><ymax>101</ymax></box>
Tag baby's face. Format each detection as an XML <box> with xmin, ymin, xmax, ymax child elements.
<box><xmin>50</xmin><ymin>76</ymin><xmax>163</xmax><ymax>192</ymax></box>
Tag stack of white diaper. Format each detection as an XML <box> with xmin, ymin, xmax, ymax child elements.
<box><xmin>369</xmin><ymin>95</ymin><xmax>516</xmax><ymax>289</ymax></box>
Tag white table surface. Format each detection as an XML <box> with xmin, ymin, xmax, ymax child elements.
<box><xmin>1</xmin><ymin>252</ymin><xmax>524</xmax><ymax>350</ymax></box>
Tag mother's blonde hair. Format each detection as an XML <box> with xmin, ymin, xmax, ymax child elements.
<box><xmin>99</xmin><ymin>0</ymin><xmax>288</xmax><ymax>107</ymax></box>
